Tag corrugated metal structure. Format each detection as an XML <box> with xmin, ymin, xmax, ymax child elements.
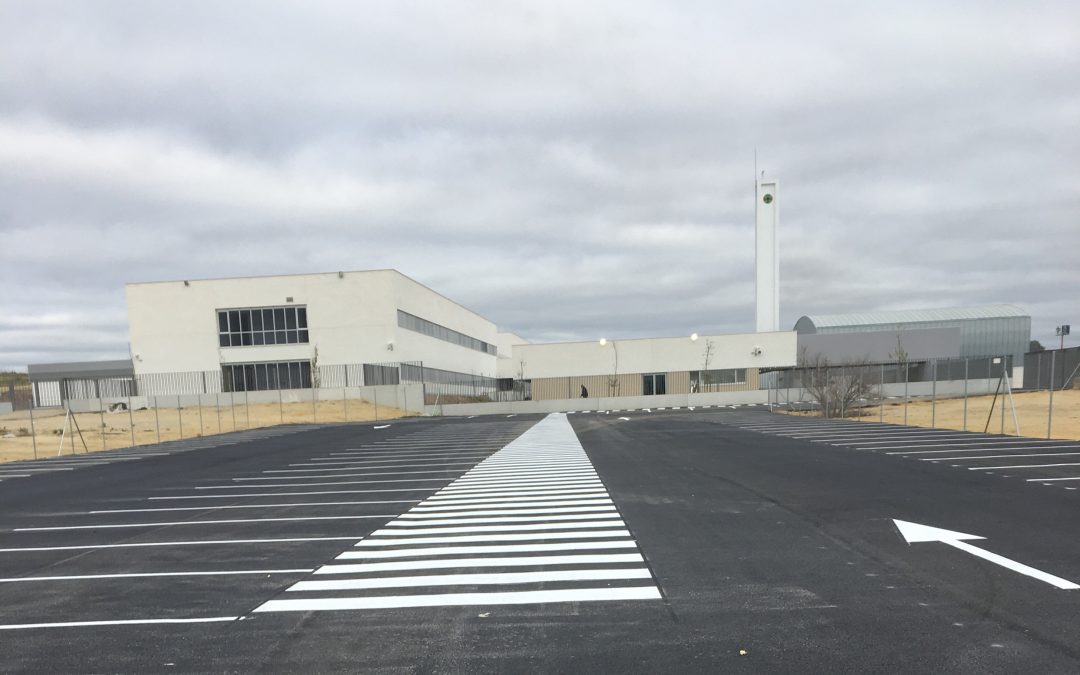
<box><xmin>794</xmin><ymin>305</ymin><xmax>1030</xmax><ymax>363</ymax></box>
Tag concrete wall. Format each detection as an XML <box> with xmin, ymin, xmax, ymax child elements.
<box><xmin>63</xmin><ymin>383</ymin><xmax>426</xmax><ymax>415</ymax></box>
<box><xmin>126</xmin><ymin>270</ymin><xmax>498</xmax><ymax>379</ymax></box>
<box><xmin>438</xmin><ymin>389</ymin><xmax>770</xmax><ymax>416</ymax></box>
<box><xmin>511</xmin><ymin>331</ymin><xmax>797</xmax><ymax>380</ymax></box>
<box><xmin>0</xmin><ymin>402</ymin><xmax>12</xmax><ymax>415</ymax></box>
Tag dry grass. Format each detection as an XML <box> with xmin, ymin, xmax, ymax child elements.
<box><xmin>0</xmin><ymin>398</ymin><xmax>406</xmax><ymax>463</ymax></box>
<box><xmin>784</xmin><ymin>389</ymin><xmax>1080</xmax><ymax>440</ymax></box>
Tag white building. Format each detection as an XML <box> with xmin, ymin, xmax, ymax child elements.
<box><xmin>126</xmin><ymin>270</ymin><xmax>499</xmax><ymax>392</ymax></box>
<box><xmin>497</xmin><ymin>331</ymin><xmax>797</xmax><ymax>401</ymax></box>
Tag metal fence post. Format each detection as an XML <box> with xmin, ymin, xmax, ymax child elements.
<box><xmin>28</xmin><ymin>401</ymin><xmax>38</xmax><ymax>459</ymax></box>
<box><xmin>1037</xmin><ymin>352</ymin><xmax>1042</xmax><ymax>390</ymax></box>
<box><xmin>244</xmin><ymin>390</ymin><xmax>250</xmax><ymax>429</ymax></box>
<box><xmin>230</xmin><ymin>392</ymin><xmax>237</xmax><ymax>431</ymax></box>
<box><xmin>99</xmin><ymin>397</ymin><xmax>106</xmax><ymax>451</ymax></box>
<box><xmin>153</xmin><ymin>396</ymin><xmax>160</xmax><ymax>444</ymax></box>
<box><xmin>879</xmin><ymin>363</ymin><xmax>885</xmax><ymax>423</ymax></box>
<box><xmin>177</xmin><ymin>395</ymin><xmax>183</xmax><ymax>440</ymax></box>
<box><xmin>903</xmin><ymin>362</ymin><xmax>909</xmax><ymax>425</ymax></box>
<box><xmin>374</xmin><ymin>387</ymin><xmax>379</xmax><ymax>421</ymax></box>
<box><xmin>215</xmin><ymin>393</ymin><xmax>222</xmax><ymax>433</ymax></box>
<box><xmin>931</xmin><ymin>360</ymin><xmax>937</xmax><ymax>429</ymax></box>
<box><xmin>278</xmin><ymin>387</ymin><xmax>284</xmax><ymax>424</ymax></box>
<box><xmin>312</xmin><ymin>386</ymin><xmax>317</xmax><ymax>424</ymax></box>
<box><xmin>197</xmin><ymin>394</ymin><xmax>204</xmax><ymax>437</ymax></box>
<box><xmin>963</xmin><ymin>358</ymin><xmax>968</xmax><ymax>432</ymax></box>
<box><xmin>1048</xmin><ymin>350</ymin><xmax>1056</xmax><ymax>439</ymax></box>
<box><xmin>343</xmin><ymin>387</ymin><xmax>348</xmax><ymax>423</ymax></box>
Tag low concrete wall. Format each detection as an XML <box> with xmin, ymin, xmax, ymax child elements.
<box><xmin>62</xmin><ymin>383</ymin><xmax>427</xmax><ymax>415</ymax></box>
<box><xmin>438</xmin><ymin>389</ymin><xmax>770</xmax><ymax>417</ymax></box>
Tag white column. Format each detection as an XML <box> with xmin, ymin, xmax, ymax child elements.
<box><xmin>755</xmin><ymin>177</ymin><xmax>779</xmax><ymax>333</ymax></box>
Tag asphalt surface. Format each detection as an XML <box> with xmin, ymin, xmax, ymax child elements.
<box><xmin>1</xmin><ymin>407</ymin><xmax>1079</xmax><ymax>673</ymax></box>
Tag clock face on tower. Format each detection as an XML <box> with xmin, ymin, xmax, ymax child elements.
<box><xmin>762</xmin><ymin>193</ymin><xmax>773</xmax><ymax>204</ymax></box>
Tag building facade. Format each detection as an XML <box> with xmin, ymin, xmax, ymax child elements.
<box><xmin>500</xmin><ymin>331</ymin><xmax>798</xmax><ymax>402</ymax></box>
<box><xmin>126</xmin><ymin>270</ymin><xmax>498</xmax><ymax>392</ymax></box>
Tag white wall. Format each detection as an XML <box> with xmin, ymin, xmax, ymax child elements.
<box><xmin>390</xmin><ymin>273</ymin><xmax>498</xmax><ymax>377</ymax></box>
<box><xmin>511</xmin><ymin>331</ymin><xmax>797</xmax><ymax>379</ymax></box>
<box><xmin>127</xmin><ymin>270</ymin><xmax>498</xmax><ymax>378</ymax></box>
<box><xmin>495</xmin><ymin>332</ymin><xmax>530</xmax><ymax>378</ymax></box>
<box><xmin>439</xmin><ymin>389</ymin><xmax>770</xmax><ymax>416</ymax></box>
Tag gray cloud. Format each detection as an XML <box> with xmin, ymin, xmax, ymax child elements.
<box><xmin>1</xmin><ymin>0</ymin><xmax>1078</xmax><ymax>370</ymax></box>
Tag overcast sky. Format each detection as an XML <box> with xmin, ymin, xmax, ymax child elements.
<box><xmin>1</xmin><ymin>1</ymin><xmax>1077</xmax><ymax>371</ymax></box>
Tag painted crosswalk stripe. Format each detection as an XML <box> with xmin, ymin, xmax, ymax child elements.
<box><xmin>255</xmin><ymin>587</ymin><xmax>661</xmax><ymax>612</ymax></box>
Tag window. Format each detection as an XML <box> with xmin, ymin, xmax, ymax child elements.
<box><xmin>690</xmin><ymin>368</ymin><xmax>747</xmax><ymax>391</ymax></box>
<box><xmin>397</xmin><ymin>310</ymin><xmax>497</xmax><ymax>354</ymax></box>
<box><xmin>222</xmin><ymin>360</ymin><xmax>312</xmax><ymax>392</ymax></box>
<box><xmin>643</xmin><ymin>373</ymin><xmax>666</xmax><ymax>396</ymax></box>
<box><xmin>217</xmin><ymin>305</ymin><xmax>308</xmax><ymax>347</ymax></box>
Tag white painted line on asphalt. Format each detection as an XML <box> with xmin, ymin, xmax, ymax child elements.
<box><xmin>194</xmin><ymin>479</ymin><xmax>451</xmax><ymax>489</ymax></box>
<box><xmin>0</xmin><ymin>536</ymin><xmax>366</xmax><ymax>553</ymax></box>
<box><xmin>413</xmin><ymin>499</ymin><xmax>613</xmax><ymax>511</ymax></box>
<box><xmin>291</xmin><ymin>568</ymin><xmax>652</xmax><ymax>591</ymax></box>
<box><xmin>149</xmin><ymin>488</ymin><xmax>435</xmax><ymax>500</ymax></box>
<box><xmin>254</xmin><ymin>586</ymin><xmax>661</xmax><ymax>612</ymax></box>
<box><xmin>424</xmin><ymin>492</ymin><xmax>610</xmax><ymax>504</ymax></box>
<box><xmin>0</xmin><ymin>617</ymin><xmax>240</xmax><ymax>631</ymax></box>
<box><xmin>338</xmin><ymin>540</ymin><xmax>636</xmax><ymax>558</ymax></box>
<box><xmin>389</xmin><ymin>512</ymin><xmax>617</xmax><ymax>526</ymax></box>
<box><xmin>14</xmin><ymin>514</ymin><xmax>397</xmax><ymax>531</ymax></box>
<box><xmin>315</xmin><ymin>552</ymin><xmax>644</xmax><ymax>574</ymax></box>
<box><xmin>968</xmin><ymin>462</ymin><xmax>1080</xmax><ymax>471</ymax></box>
<box><xmin>1024</xmin><ymin>477</ymin><xmax>1080</xmax><ymax>482</ymax></box>
<box><xmin>888</xmin><ymin>445</ymin><xmax>1080</xmax><ymax>455</ymax></box>
<box><xmin>923</xmin><ymin>452</ymin><xmax>1080</xmax><ymax>462</ymax></box>
<box><xmin>233</xmin><ymin>469</ymin><xmax>463</xmax><ymax>481</ymax></box>
<box><xmin>264</xmin><ymin>463</ymin><xmax>477</xmax><ymax>473</ymax></box>
<box><xmin>363</xmin><ymin>520</ymin><xmax>626</xmax><ymax>536</ymax></box>
<box><xmin>91</xmin><ymin>500</ymin><xmax>421</xmax><ymax>514</ymax></box>
<box><xmin>0</xmin><ymin>569</ymin><xmax>314</xmax><ymax>583</ymax></box>
<box><xmin>293</xmin><ymin>457</ymin><xmax>489</xmax><ymax>466</ymax></box>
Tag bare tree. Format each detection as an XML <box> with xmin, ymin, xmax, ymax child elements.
<box><xmin>698</xmin><ymin>339</ymin><xmax>716</xmax><ymax>392</ymax></box>
<box><xmin>310</xmin><ymin>345</ymin><xmax>321</xmax><ymax>389</ymax></box>
<box><xmin>800</xmin><ymin>353</ymin><xmax>874</xmax><ymax>418</ymax></box>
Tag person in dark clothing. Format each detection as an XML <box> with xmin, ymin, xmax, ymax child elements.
<box><xmin>580</xmin><ymin>384</ymin><xmax>588</xmax><ymax>398</ymax></box>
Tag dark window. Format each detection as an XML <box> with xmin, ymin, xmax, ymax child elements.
<box><xmin>216</xmin><ymin>305</ymin><xmax>309</xmax><ymax>347</ymax></box>
<box><xmin>396</xmin><ymin>309</ymin><xmax>496</xmax><ymax>355</ymax></box>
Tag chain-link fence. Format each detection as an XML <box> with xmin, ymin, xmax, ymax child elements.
<box><xmin>0</xmin><ymin>360</ymin><xmax>533</xmax><ymax>462</ymax></box>
<box><xmin>763</xmin><ymin>353</ymin><xmax>1078</xmax><ymax>441</ymax></box>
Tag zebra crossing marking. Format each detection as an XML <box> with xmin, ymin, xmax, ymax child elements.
<box><xmin>252</xmin><ymin>413</ymin><xmax>660</xmax><ymax>614</ymax></box>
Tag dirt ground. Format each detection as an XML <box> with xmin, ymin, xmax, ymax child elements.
<box><xmin>0</xmin><ymin>399</ymin><xmax>406</xmax><ymax>463</ymax></box>
<box><xmin>785</xmin><ymin>389</ymin><xmax>1080</xmax><ymax>440</ymax></box>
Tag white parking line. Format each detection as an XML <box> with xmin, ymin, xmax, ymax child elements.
<box><xmin>90</xmin><ymin>500</ymin><xmax>421</xmax><ymax>514</ymax></box>
<box><xmin>14</xmin><ymin>514</ymin><xmax>397</xmax><ymax>532</ymax></box>
<box><xmin>0</xmin><ymin>536</ymin><xmax>366</xmax><ymax>553</ymax></box>
<box><xmin>0</xmin><ymin>569</ymin><xmax>313</xmax><ymax>583</ymax></box>
<box><xmin>0</xmin><ymin>617</ymin><xmax>240</xmax><ymax>631</ymax></box>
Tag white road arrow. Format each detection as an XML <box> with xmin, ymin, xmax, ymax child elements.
<box><xmin>893</xmin><ymin>519</ymin><xmax>1079</xmax><ymax>590</ymax></box>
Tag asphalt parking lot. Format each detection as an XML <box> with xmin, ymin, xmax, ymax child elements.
<box><xmin>2</xmin><ymin>407</ymin><xmax>1080</xmax><ymax>673</ymax></box>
